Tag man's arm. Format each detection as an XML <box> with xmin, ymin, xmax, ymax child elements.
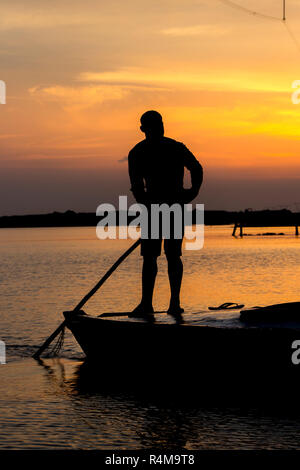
<box><xmin>128</xmin><ymin>149</ymin><xmax>147</xmax><ymax>203</ymax></box>
<box><xmin>181</xmin><ymin>144</ymin><xmax>203</xmax><ymax>202</ymax></box>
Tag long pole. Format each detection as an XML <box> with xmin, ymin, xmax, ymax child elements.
<box><xmin>283</xmin><ymin>0</ymin><xmax>286</xmax><ymax>21</ymax></box>
<box><xmin>33</xmin><ymin>238</ymin><xmax>141</xmax><ymax>359</ymax></box>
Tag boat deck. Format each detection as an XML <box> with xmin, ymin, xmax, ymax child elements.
<box><xmin>97</xmin><ymin>309</ymin><xmax>300</xmax><ymax>330</ymax></box>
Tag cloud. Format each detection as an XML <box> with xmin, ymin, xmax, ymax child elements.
<box><xmin>78</xmin><ymin>68</ymin><xmax>174</xmax><ymax>87</ymax></box>
<box><xmin>0</xmin><ymin>11</ymin><xmax>93</xmax><ymax>31</ymax></box>
<box><xmin>77</xmin><ymin>68</ymin><xmax>170</xmax><ymax>92</ymax></box>
<box><xmin>161</xmin><ymin>24</ymin><xmax>230</xmax><ymax>37</ymax></box>
<box><xmin>77</xmin><ymin>67</ymin><xmax>290</xmax><ymax>94</ymax></box>
<box><xmin>29</xmin><ymin>84</ymin><xmax>129</xmax><ymax>110</ymax></box>
<box><xmin>118</xmin><ymin>156</ymin><xmax>128</xmax><ymax>163</ymax></box>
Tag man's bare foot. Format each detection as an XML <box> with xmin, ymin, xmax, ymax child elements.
<box><xmin>167</xmin><ymin>305</ymin><xmax>184</xmax><ymax>323</ymax></box>
<box><xmin>167</xmin><ymin>304</ymin><xmax>184</xmax><ymax>314</ymax></box>
<box><xmin>128</xmin><ymin>303</ymin><xmax>155</xmax><ymax>320</ymax></box>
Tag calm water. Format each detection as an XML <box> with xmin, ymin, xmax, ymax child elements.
<box><xmin>1</xmin><ymin>225</ymin><xmax>300</xmax><ymax>449</ymax></box>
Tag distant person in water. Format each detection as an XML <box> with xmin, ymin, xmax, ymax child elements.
<box><xmin>128</xmin><ymin>110</ymin><xmax>203</xmax><ymax>321</ymax></box>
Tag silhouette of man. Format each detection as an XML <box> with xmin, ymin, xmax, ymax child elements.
<box><xmin>128</xmin><ymin>110</ymin><xmax>203</xmax><ymax>320</ymax></box>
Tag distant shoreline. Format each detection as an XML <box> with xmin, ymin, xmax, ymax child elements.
<box><xmin>0</xmin><ymin>209</ymin><xmax>299</xmax><ymax>229</ymax></box>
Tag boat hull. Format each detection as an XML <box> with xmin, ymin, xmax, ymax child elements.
<box><xmin>64</xmin><ymin>312</ymin><xmax>300</xmax><ymax>396</ymax></box>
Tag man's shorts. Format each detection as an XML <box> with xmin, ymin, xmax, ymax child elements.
<box><xmin>140</xmin><ymin>204</ymin><xmax>184</xmax><ymax>257</ymax></box>
<box><xmin>141</xmin><ymin>238</ymin><xmax>183</xmax><ymax>257</ymax></box>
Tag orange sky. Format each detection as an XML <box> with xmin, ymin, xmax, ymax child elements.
<box><xmin>1</xmin><ymin>0</ymin><xmax>300</xmax><ymax>214</ymax></box>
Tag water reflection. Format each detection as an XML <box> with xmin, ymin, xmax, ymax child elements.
<box><xmin>35</xmin><ymin>358</ymin><xmax>300</xmax><ymax>450</ymax></box>
<box><xmin>38</xmin><ymin>358</ymin><xmax>200</xmax><ymax>449</ymax></box>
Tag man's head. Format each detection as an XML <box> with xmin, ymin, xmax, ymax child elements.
<box><xmin>140</xmin><ymin>110</ymin><xmax>164</xmax><ymax>139</ymax></box>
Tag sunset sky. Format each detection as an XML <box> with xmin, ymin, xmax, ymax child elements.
<box><xmin>1</xmin><ymin>0</ymin><xmax>300</xmax><ymax>214</ymax></box>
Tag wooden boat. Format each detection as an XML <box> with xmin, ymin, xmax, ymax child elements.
<box><xmin>63</xmin><ymin>305</ymin><xmax>300</xmax><ymax>396</ymax></box>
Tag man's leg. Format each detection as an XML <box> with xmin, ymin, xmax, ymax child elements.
<box><xmin>130</xmin><ymin>236</ymin><xmax>161</xmax><ymax>317</ymax></box>
<box><xmin>130</xmin><ymin>235</ymin><xmax>162</xmax><ymax>317</ymax></box>
<box><xmin>166</xmin><ymin>254</ymin><xmax>184</xmax><ymax>313</ymax></box>
<box><xmin>130</xmin><ymin>255</ymin><xmax>158</xmax><ymax>314</ymax></box>
<box><xmin>141</xmin><ymin>255</ymin><xmax>158</xmax><ymax>309</ymax></box>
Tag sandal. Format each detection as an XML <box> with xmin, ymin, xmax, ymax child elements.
<box><xmin>208</xmin><ymin>302</ymin><xmax>244</xmax><ymax>311</ymax></box>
